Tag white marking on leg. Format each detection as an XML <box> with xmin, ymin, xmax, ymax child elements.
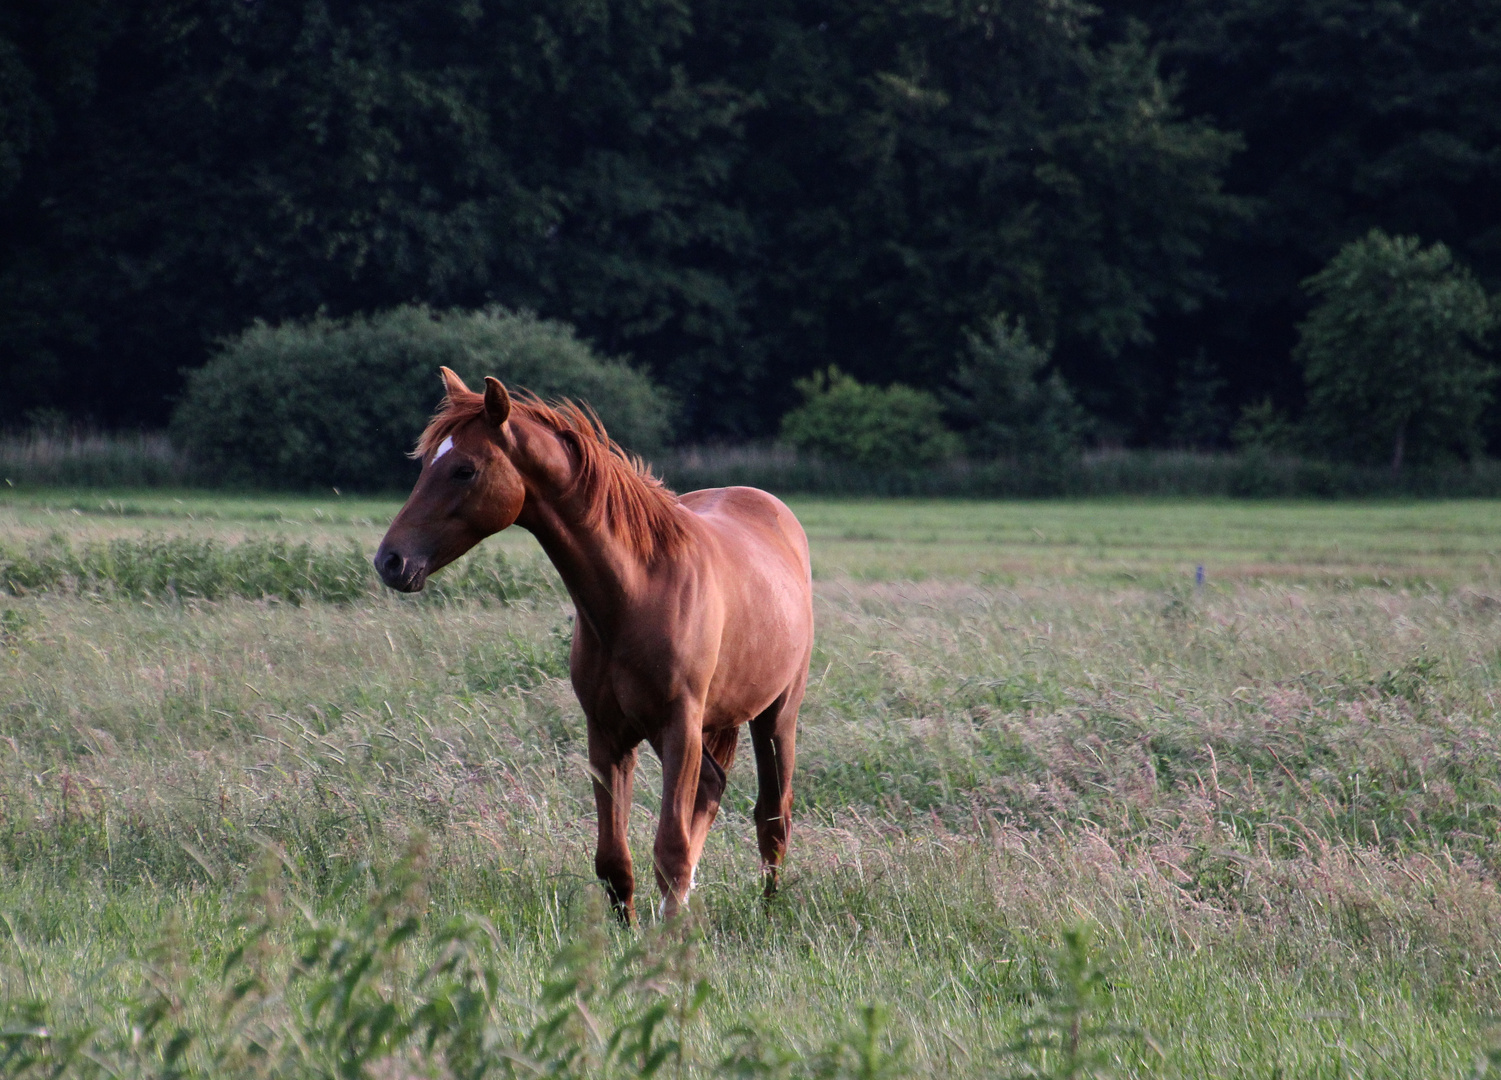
<box><xmin>657</xmin><ymin>870</ymin><xmax>696</xmax><ymax>921</ymax></box>
<box><xmin>431</xmin><ymin>435</ymin><xmax>454</xmax><ymax>463</ymax></box>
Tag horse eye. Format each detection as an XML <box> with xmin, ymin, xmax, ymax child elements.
<box><xmin>452</xmin><ymin>464</ymin><xmax>477</xmax><ymax>481</ymax></box>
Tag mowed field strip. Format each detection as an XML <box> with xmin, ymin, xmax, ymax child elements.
<box><xmin>6</xmin><ymin>490</ymin><xmax>1501</xmax><ymax>1076</ymax></box>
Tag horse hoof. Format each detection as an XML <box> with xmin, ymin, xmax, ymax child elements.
<box><xmin>605</xmin><ymin>893</ymin><xmax>636</xmax><ymax>926</ymax></box>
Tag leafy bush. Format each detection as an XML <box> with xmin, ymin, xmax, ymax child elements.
<box><xmin>779</xmin><ymin>367</ymin><xmax>960</xmax><ymax>471</ymax></box>
<box><xmin>946</xmin><ymin>316</ymin><xmax>1088</xmax><ymax>461</ymax></box>
<box><xmin>1296</xmin><ymin>230</ymin><xmax>1496</xmax><ymax>470</ymax></box>
<box><xmin>172</xmin><ymin>306</ymin><xmax>673</xmax><ymax>491</ymax></box>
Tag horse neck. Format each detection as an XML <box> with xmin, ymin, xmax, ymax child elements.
<box><xmin>508</xmin><ymin>418</ymin><xmax>644</xmax><ymax>641</ymax></box>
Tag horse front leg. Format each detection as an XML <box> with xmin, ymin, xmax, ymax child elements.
<box><xmin>652</xmin><ymin>704</ymin><xmax>705</xmax><ymax>919</ymax></box>
<box><xmin>588</xmin><ymin>725</ymin><xmax>639</xmax><ymax>925</ymax></box>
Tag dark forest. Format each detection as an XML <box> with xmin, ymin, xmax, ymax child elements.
<box><xmin>1</xmin><ymin>0</ymin><xmax>1497</xmax><ymax>447</ymax></box>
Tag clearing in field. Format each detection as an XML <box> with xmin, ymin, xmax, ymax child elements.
<box><xmin>5</xmin><ymin>490</ymin><xmax>1501</xmax><ymax>1077</ymax></box>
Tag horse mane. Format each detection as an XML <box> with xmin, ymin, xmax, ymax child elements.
<box><xmin>414</xmin><ymin>389</ymin><xmax>688</xmax><ymax>562</ymax></box>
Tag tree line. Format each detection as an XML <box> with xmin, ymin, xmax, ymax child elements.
<box><xmin>1</xmin><ymin>0</ymin><xmax>1497</xmax><ymax>457</ymax></box>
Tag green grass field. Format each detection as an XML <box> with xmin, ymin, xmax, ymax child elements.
<box><xmin>11</xmin><ymin>487</ymin><xmax>1501</xmax><ymax>583</ymax></box>
<box><xmin>6</xmin><ymin>489</ymin><xmax>1501</xmax><ymax>1077</ymax></box>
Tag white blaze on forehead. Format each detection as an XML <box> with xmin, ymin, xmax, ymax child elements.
<box><xmin>431</xmin><ymin>435</ymin><xmax>455</xmax><ymax>463</ymax></box>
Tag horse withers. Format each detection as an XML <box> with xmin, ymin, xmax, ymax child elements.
<box><xmin>375</xmin><ymin>368</ymin><xmax>814</xmax><ymax>922</ymax></box>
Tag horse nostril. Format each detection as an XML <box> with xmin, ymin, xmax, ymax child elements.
<box><xmin>377</xmin><ymin>549</ymin><xmax>404</xmax><ymax>579</ymax></box>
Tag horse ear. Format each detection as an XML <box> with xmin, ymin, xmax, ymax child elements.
<box><xmin>439</xmin><ymin>366</ymin><xmax>470</xmax><ymax>399</ymax></box>
<box><xmin>483</xmin><ymin>377</ymin><xmax>512</xmax><ymax>427</ymax></box>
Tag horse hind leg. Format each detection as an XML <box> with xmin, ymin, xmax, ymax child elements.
<box><xmin>750</xmin><ymin>683</ymin><xmax>803</xmax><ymax>898</ymax></box>
<box><xmin>686</xmin><ymin>727</ymin><xmax>739</xmax><ymax>889</ymax></box>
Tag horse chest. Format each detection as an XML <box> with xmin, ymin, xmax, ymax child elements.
<box><xmin>571</xmin><ymin>643</ymin><xmax>698</xmax><ymax>730</ymax></box>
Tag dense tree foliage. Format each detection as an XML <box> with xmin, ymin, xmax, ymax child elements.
<box><xmin>0</xmin><ymin>0</ymin><xmax>1237</xmax><ymax>440</ymax></box>
<box><xmin>0</xmin><ymin>0</ymin><xmax>750</xmax><ymax>429</ymax></box>
<box><xmin>1118</xmin><ymin>0</ymin><xmax>1501</xmax><ymax>443</ymax></box>
<box><xmin>1296</xmin><ymin>231</ymin><xmax>1494</xmax><ymax>470</ymax></box>
<box><xmin>946</xmin><ymin>317</ymin><xmax>1087</xmax><ymax>462</ymax></box>
<box><xmin>1</xmin><ymin>0</ymin><xmax>1496</xmax><ymax>448</ymax></box>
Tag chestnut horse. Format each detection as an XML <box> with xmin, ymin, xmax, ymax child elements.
<box><xmin>375</xmin><ymin>368</ymin><xmax>813</xmax><ymax>922</ymax></box>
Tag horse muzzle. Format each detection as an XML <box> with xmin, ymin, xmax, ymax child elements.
<box><xmin>373</xmin><ymin>545</ymin><xmax>429</xmax><ymax>592</ymax></box>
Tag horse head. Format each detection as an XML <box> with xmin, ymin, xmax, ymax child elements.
<box><xmin>374</xmin><ymin>367</ymin><xmax>525</xmax><ymax>592</ymax></box>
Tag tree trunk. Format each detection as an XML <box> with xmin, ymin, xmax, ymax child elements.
<box><xmin>1391</xmin><ymin>423</ymin><xmax>1406</xmax><ymax>474</ymax></box>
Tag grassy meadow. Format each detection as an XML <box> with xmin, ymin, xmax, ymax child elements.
<box><xmin>7</xmin><ymin>489</ymin><xmax>1501</xmax><ymax>1076</ymax></box>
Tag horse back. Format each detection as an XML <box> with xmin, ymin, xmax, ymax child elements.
<box><xmin>679</xmin><ymin>486</ymin><xmax>811</xmax><ymax>587</ymax></box>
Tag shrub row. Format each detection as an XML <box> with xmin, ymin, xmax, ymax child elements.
<box><xmin>0</xmin><ymin>535</ymin><xmax>558</xmax><ymax>604</ymax></box>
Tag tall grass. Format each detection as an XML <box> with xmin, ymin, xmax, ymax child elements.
<box><xmin>2</xmin><ymin>839</ymin><xmax>727</xmax><ymax>1080</ymax></box>
<box><xmin>5</xmin><ymin>572</ymin><xmax>1501</xmax><ymax>1073</ymax></box>
<box><xmin>0</xmin><ymin>533</ymin><xmax>559</xmax><ymax>603</ymax></box>
<box><xmin>14</xmin><ymin>427</ymin><xmax>1501</xmax><ymax>498</ymax></box>
<box><xmin>659</xmin><ymin>444</ymin><xmax>1501</xmax><ymax>498</ymax></box>
<box><xmin>3</xmin><ymin>837</ymin><xmax>1128</xmax><ymax>1080</ymax></box>
<box><xmin>7</xmin><ymin>503</ymin><xmax>1501</xmax><ymax>1075</ymax></box>
<box><xmin>0</xmin><ymin>429</ymin><xmax>199</xmax><ymax>488</ymax></box>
